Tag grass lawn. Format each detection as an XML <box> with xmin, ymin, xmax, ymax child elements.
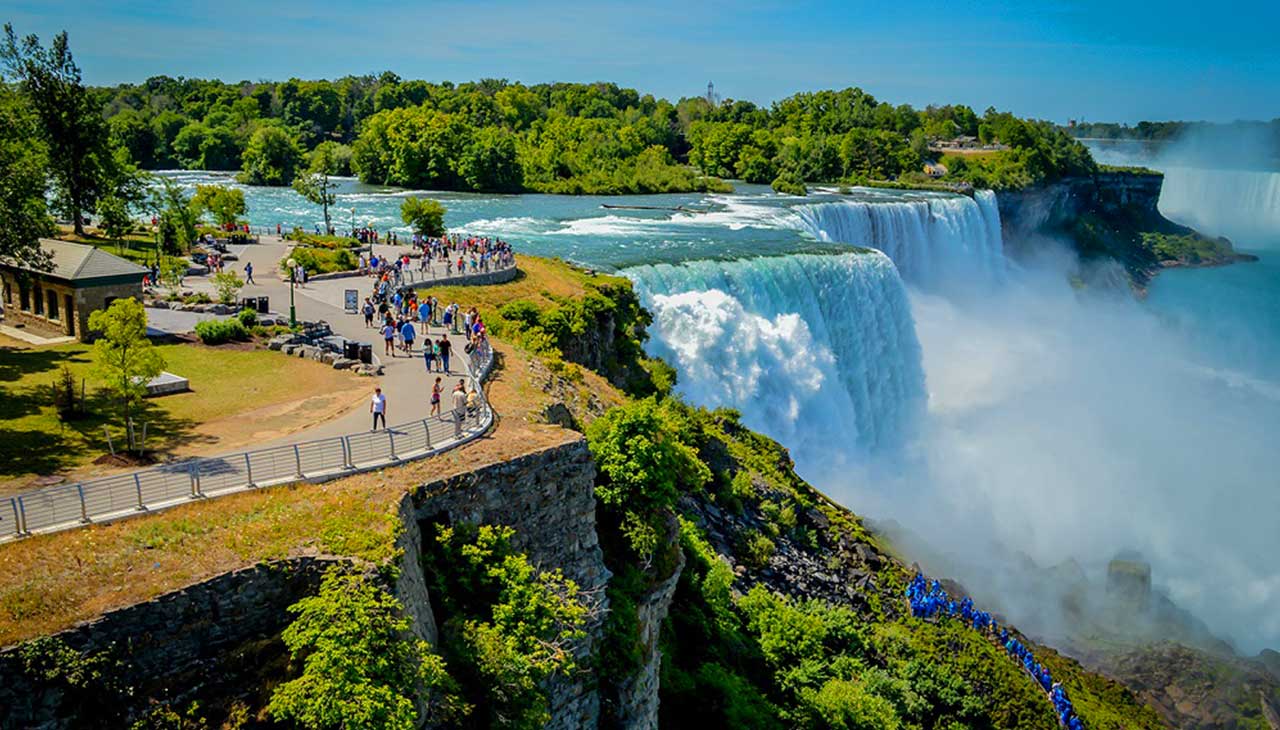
<box><xmin>0</xmin><ymin>335</ymin><xmax>366</xmax><ymax>493</ymax></box>
<box><xmin>54</xmin><ymin>226</ymin><xmax>163</xmax><ymax>266</ymax></box>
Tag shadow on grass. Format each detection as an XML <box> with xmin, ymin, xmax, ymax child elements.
<box><xmin>0</xmin><ymin>391</ymin><xmax>209</xmax><ymax>483</ymax></box>
<box><xmin>0</xmin><ymin>345</ymin><xmax>91</xmax><ymax>384</ymax></box>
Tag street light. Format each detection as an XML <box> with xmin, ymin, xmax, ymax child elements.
<box><xmin>286</xmin><ymin>256</ymin><xmax>297</xmax><ymax>328</ymax></box>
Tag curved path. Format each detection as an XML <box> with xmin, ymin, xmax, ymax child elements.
<box><xmin>1</xmin><ymin>237</ymin><xmax>510</xmax><ymax>541</ymax></box>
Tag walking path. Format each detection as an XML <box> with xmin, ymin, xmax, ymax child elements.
<box><xmin>1</xmin><ymin>236</ymin><xmax>511</xmax><ymax>541</ymax></box>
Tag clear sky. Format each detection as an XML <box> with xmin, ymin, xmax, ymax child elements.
<box><xmin>4</xmin><ymin>0</ymin><xmax>1278</xmax><ymax>124</ymax></box>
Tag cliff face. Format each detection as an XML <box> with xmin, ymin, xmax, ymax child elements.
<box><xmin>996</xmin><ymin>173</ymin><xmax>1162</xmax><ymax>238</ymax></box>
<box><xmin>995</xmin><ymin>172</ymin><xmax>1246</xmax><ymax>289</ymax></box>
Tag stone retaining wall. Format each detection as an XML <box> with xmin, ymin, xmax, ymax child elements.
<box><xmin>0</xmin><ymin>556</ymin><xmax>347</xmax><ymax>727</ymax></box>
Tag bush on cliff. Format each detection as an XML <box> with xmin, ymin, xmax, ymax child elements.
<box><xmin>422</xmin><ymin>523</ymin><xmax>588</xmax><ymax>730</ymax></box>
<box><xmin>587</xmin><ymin>398</ymin><xmax>710</xmax><ymax>564</ymax></box>
<box><xmin>268</xmin><ymin>573</ymin><xmax>461</xmax><ymax>730</ymax></box>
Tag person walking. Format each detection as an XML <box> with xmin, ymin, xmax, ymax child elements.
<box><xmin>430</xmin><ymin>377</ymin><xmax>442</xmax><ymax>417</ymax></box>
<box><xmin>430</xmin><ymin>338</ymin><xmax>442</xmax><ymax>372</ymax></box>
<box><xmin>400</xmin><ymin>318</ymin><xmax>416</xmax><ymax>354</ymax></box>
<box><xmin>243</xmin><ymin>261</ymin><xmax>255</xmax><ymax>284</ymax></box>
<box><xmin>370</xmin><ymin>387</ymin><xmax>387</xmax><ymax>431</ymax></box>
<box><xmin>451</xmin><ymin>379</ymin><xmax>467</xmax><ymax>437</ymax></box>
<box><xmin>438</xmin><ymin>335</ymin><xmax>452</xmax><ymax>374</ymax></box>
<box><xmin>381</xmin><ymin>320</ymin><xmax>397</xmax><ymax>357</ymax></box>
<box><xmin>363</xmin><ymin>298</ymin><xmax>375</xmax><ymax>328</ymax></box>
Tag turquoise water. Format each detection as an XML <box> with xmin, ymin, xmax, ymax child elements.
<box><xmin>157</xmin><ymin>170</ymin><xmax>965</xmax><ymax>271</ymax></box>
<box><xmin>159</xmin><ymin>169</ymin><xmax>1280</xmax><ymax>651</ymax></box>
<box><xmin>1147</xmin><ymin>250</ymin><xmax>1280</xmax><ymax>384</ymax></box>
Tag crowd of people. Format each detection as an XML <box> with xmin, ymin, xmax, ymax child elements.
<box><xmin>357</xmin><ymin>263</ymin><xmax>494</xmax><ymax>438</ymax></box>
<box><xmin>907</xmin><ymin>573</ymin><xmax>1085</xmax><ymax>730</ymax></box>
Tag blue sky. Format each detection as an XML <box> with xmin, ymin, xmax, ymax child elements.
<box><xmin>4</xmin><ymin>0</ymin><xmax>1278</xmax><ymax>123</ymax></box>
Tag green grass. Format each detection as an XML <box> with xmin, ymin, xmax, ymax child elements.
<box><xmin>55</xmin><ymin>230</ymin><xmax>163</xmax><ymax>266</ymax></box>
<box><xmin>0</xmin><ymin>337</ymin><xmax>359</xmax><ymax>488</ymax></box>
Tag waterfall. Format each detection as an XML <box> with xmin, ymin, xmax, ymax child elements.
<box><xmin>626</xmin><ymin>252</ymin><xmax>926</xmax><ymax>467</ymax></box>
<box><xmin>791</xmin><ymin>190</ymin><xmax>1007</xmax><ymax>289</ymax></box>
<box><xmin>1158</xmin><ymin>166</ymin><xmax>1280</xmax><ymax>246</ymax></box>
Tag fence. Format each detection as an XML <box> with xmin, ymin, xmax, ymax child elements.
<box><xmin>1</xmin><ymin>346</ymin><xmax>496</xmax><ymax>542</ymax></box>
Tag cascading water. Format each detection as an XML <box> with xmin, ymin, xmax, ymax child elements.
<box><xmin>626</xmin><ymin>252</ymin><xmax>926</xmax><ymax>470</ymax></box>
<box><xmin>1158</xmin><ymin>166</ymin><xmax>1280</xmax><ymax>245</ymax></box>
<box><xmin>791</xmin><ymin>190</ymin><xmax>1007</xmax><ymax>289</ymax></box>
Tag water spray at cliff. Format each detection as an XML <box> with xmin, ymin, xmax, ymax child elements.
<box><xmin>626</xmin><ymin>252</ymin><xmax>926</xmax><ymax>468</ymax></box>
<box><xmin>791</xmin><ymin>190</ymin><xmax>1007</xmax><ymax>289</ymax></box>
<box><xmin>628</xmin><ymin>189</ymin><xmax>1280</xmax><ymax>657</ymax></box>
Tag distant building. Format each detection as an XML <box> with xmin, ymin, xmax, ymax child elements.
<box><xmin>923</xmin><ymin>162</ymin><xmax>948</xmax><ymax>178</ymax></box>
<box><xmin>0</xmin><ymin>239</ymin><xmax>147</xmax><ymax>341</ymax></box>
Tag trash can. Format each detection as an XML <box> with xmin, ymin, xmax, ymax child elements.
<box><xmin>358</xmin><ymin>343</ymin><xmax>373</xmax><ymax>365</ymax></box>
<box><xmin>257</xmin><ymin>296</ymin><xmax>269</xmax><ymax>313</ymax></box>
<box><xmin>242</xmin><ymin>297</ymin><xmax>257</xmax><ymax>312</ymax></box>
<box><xmin>344</xmin><ymin>340</ymin><xmax>360</xmax><ymax>360</ymax></box>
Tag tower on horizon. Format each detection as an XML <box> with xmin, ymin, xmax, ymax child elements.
<box><xmin>705</xmin><ymin>81</ymin><xmax>718</xmax><ymax>107</ymax></box>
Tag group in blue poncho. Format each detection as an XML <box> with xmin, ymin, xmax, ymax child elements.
<box><xmin>906</xmin><ymin>573</ymin><xmax>1085</xmax><ymax>730</ymax></box>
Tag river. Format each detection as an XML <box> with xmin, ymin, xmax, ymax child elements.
<box><xmin>158</xmin><ymin>168</ymin><xmax>1280</xmax><ymax>656</ymax></box>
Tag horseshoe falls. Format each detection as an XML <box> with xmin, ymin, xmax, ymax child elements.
<box><xmin>792</xmin><ymin>190</ymin><xmax>1006</xmax><ymax>289</ymax></box>
<box><xmin>1158</xmin><ymin>166</ymin><xmax>1280</xmax><ymax>246</ymax></box>
<box><xmin>626</xmin><ymin>252</ymin><xmax>926</xmax><ymax>471</ymax></box>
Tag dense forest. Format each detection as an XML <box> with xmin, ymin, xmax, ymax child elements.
<box><xmin>0</xmin><ymin>24</ymin><xmax>1100</xmax><ymax>264</ymax></box>
<box><xmin>92</xmin><ymin>73</ymin><xmax>1095</xmax><ymax>195</ymax></box>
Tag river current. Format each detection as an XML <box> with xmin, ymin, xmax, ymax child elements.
<box><xmin>158</xmin><ymin>169</ymin><xmax>1280</xmax><ymax>656</ymax></box>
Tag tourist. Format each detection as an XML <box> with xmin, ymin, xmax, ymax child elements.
<box><xmin>362</xmin><ymin>298</ymin><xmax>375</xmax><ymax>328</ymax></box>
<box><xmin>430</xmin><ymin>377</ymin><xmax>442</xmax><ymax>417</ymax></box>
<box><xmin>370</xmin><ymin>387</ymin><xmax>387</xmax><ymax>431</ymax></box>
<box><xmin>451</xmin><ymin>379</ymin><xmax>467</xmax><ymax>437</ymax></box>
<box><xmin>466</xmin><ymin>387</ymin><xmax>478</xmax><ymax>417</ymax></box>
<box><xmin>244</xmin><ymin>261</ymin><xmax>255</xmax><ymax>284</ymax></box>
<box><xmin>381</xmin><ymin>320</ymin><xmax>397</xmax><ymax>357</ymax></box>
<box><xmin>400</xmin><ymin>318</ymin><xmax>416</xmax><ymax>354</ymax></box>
<box><xmin>423</xmin><ymin>338</ymin><xmax>436</xmax><ymax>372</ymax></box>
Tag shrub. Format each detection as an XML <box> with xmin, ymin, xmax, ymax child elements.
<box><xmin>587</xmin><ymin>399</ymin><xmax>711</xmax><ymax>561</ymax></box>
<box><xmin>424</xmin><ymin>523</ymin><xmax>588</xmax><ymax>730</ymax></box>
<box><xmin>772</xmin><ymin>171</ymin><xmax>808</xmax><ymax>196</ymax></box>
<box><xmin>268</xmin><ymin>573</ymin><xmax>462</xmax><ymax>730</ymax></box>
<box><xmin>211</xmin><ymin>271</ymin><xmax>244</xmax><ymax>304</ymax></box>
<box><xmin>236</xmin><ymin>308</ymin><xmax>258</xmax><ymax>328</ymax></box>
<box><xmin>194</xmin><ymin>318</ymin><xmax>249</xmax><ymax>345</ymax></box>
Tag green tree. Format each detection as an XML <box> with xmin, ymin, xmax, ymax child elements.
<box><xmin>96</xmin><ymin>195</ymin><xmax>132</xmax><ymax>252</ymax></box>
<box><xmin>151</xmin><ymin>179</ymin><xmax>198</xmax><ymax>255</ymax></box>
<box><xmin>293</xmin><ymin>141</ymin><xmax>341</xmax><ymax>233</ymax></box>
<box><xmin>0</xmin><ymin>82</ymin><xmax>53</xmax><ymax>266</ymax></box>
<box><xmin>586</xmin><ymin>399</ymin><xmax>710</xmax><ymax>561</ymax></box>
<box><xmin>427</xmin><ymin>524</ymin><xmax>588</xmax><ymax>730</ymax></box>
<box><xmin>88</xmin><ymin>298</ymin><xmax>165</xmax><ymax>450</ymax></box>
<box><xmin>2</xmin><ymin>25</ymin><xmax>114</xmax><ymax>236</ymax></box>
<box><xmin>238</xmin><ymin>124</ymin><xmax>302</xmax><ymax>186</ymax></box>
<box><xmin>400</xmin><ymin>197</ymin><xmax>447</xmax><ymax>237</ymax></box>
<box><xmin>191</xmin><ymin>184</ymin><xmax>246</xmax><ymax>227</ymax></box>
<box><xmin>268</xmin><ymin>572</ymin><xmax>462</xmax><ymax>730</ymax></box>
<box><xmin>460</xmin><ymin>127</ymin><xmax>523</xmax><ymax>192</ymax></box>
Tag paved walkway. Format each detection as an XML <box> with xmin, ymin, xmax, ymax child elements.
<box><xmin>201</xmin><ymin>237</ymin><xmax>491</xmax><ymax>447</ymax></box>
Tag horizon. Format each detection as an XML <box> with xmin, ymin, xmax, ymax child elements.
<box><xmin>4</xmin><ymin>0</ymin><xmax>1279</xmax><ymax>125</ymax></box>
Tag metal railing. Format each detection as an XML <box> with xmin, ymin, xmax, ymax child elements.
<box><xmin>1</xmin><ymin>346</ymin><xmax>496</xmax><ymax>542</ymax></box>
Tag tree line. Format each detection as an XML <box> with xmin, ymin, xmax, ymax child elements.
<box><xmin>0</xmin><ymin>24</ymin><xmax>1101</xmax><ymax>267</ymax></box>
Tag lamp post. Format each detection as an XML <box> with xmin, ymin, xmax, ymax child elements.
<box><xmin>286</xmin><ymin>256</ymin><xmax>297</xmax><ymax>328</ymax></box>
<box><xmin>350</xmin><ymin>207</ymin><xmax>356</xmax><ymax>237</ymax></box>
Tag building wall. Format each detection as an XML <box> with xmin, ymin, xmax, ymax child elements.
<box><xmin>0</xmin><ymin>270</ymin><xmax>141</xmax><ymax>341</ymax></box>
